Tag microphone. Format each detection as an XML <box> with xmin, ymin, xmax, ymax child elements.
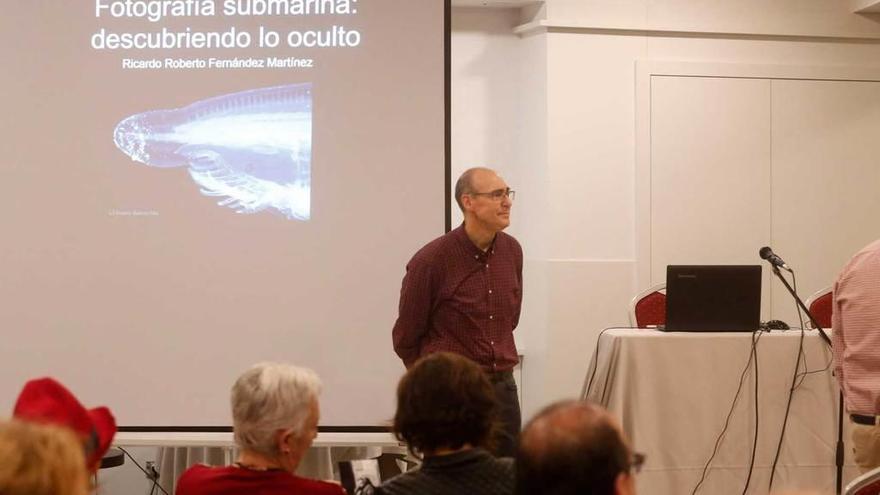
<box><xmin>759</xmin><ymin>246</ymin><xmax>792</xmax><ymax>272</ymax></box>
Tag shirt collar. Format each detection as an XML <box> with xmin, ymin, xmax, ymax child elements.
<box><xmin>421</xmin><ymin>448</ymin><xmax>492</xmax><ymax>470</ymax></box>
<box><xmin>453</xmin><ymin>223</ymin><xmax>496</xmax><ymax>260</ymax></box>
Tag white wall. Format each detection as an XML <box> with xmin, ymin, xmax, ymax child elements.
<box><xmin>97</xmin><ymin>4</ymin><xmax>880</xmax><ymax>492</ymax></box>
<box><xmin>451</xmin><ymin>8</ymin><xmax>552</xmax><ymax>418</ymax></box>
<box><xmin>97</xmin><ymin>447</ymin><xmax>158</xmax><ymax>495</ymax></box>
<box><xmin>450</xmin><ymin>0</ymin><xmax>880</xmax><ymax>421</ymax></box>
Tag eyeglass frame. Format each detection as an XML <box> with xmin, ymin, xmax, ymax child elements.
<box><xmin>467</xmin><ymin>188</ymin><xmax>515</xmax><ymax>201</ymax></box>
<box><xmin>629</xmin><ymin>451</ymin><xmax>646</xmax><ymax>474</ymax></box>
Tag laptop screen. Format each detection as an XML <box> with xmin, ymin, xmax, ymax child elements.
<box><xmin>665</xmin><ymin>265</ymin><xmax>762</xmax><ymax>332</ymax></box>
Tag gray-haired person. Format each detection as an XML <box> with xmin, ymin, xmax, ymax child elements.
<box><xmin>176</xmin><ymin>362</ymin><xmax>345</xmax><ymax>495</ymax></box>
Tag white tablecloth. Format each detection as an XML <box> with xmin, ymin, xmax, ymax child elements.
<box><xmin>582</xmin><ymin>328</ymin><xmax>859</xmax><ymax>495</ymax></box>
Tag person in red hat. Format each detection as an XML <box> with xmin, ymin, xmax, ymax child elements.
<box><xmin>12</xmin><ymin>377</ymin><xmax>117</xmax><ymax>472</ymax></box>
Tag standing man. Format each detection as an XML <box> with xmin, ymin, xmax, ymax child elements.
<box><xmin>392</xmin><ymin>167</ymin><xmax>522</xmax><ymax>457</ymax></box>
<box><xmin>832</xmin><ymin>238</ymin><xmax>880</xmax><ymax>472</ymax></box>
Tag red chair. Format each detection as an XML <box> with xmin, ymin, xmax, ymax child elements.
<box><xmin>629</xmin><ymin>283</ymin><xmax>666</xmax><ymax>328</ymax></box>
<box><xmin>846</xmin><ymin>465</ymin><xmax>880</xmax><ymax>495</ymax></box>
<box><xmin>805</xmin><ymin>286</ymin><xmax>832</xmax><ymax>329</ymax></box>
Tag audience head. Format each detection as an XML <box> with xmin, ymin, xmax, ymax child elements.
<box><xmin>393</xmin><ymin>351</ymin><xmax>499</xmax><ymax>456</ymax></box>
<box><xmin>0</xmin><ymin>419</ymin><xmax>91</xmax><ymax>495</ymax></box>
<box><xmin>517</xmin><ymin>400</ymin><xmax>638</xmax><ymax>495</ymax></box>
<box><xmin>13</xmin><ymin>377</ymin><xmax>116</xmax><ymax>472</ymax></box>
<box><xmin>231</xmin><ymin>362</ymin><xmax>322</xmax><ymax>472</ymax></box>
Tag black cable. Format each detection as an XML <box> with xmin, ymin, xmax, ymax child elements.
<box><xmin>791</xmin><ymin>274</ymin><xmax>810</xmax><ymax>391</ymax></box>
<box><xmin>768</xmin><ymin>271</ymin><xmax>807</xmax><ymax>492</ymax></box>
<box><xmin>145</xmin><ymin>457</ymin><xmax>159</xmax><ymax>495</ymax></box>
<box><xmin>792</xmin><ymin>351</ymin><xmax>809</xmax><ymax>390</ymax></box>
<box><xmin>151</xmin><ymin>472</ymin><xmax>161</xmax><ymax>495</ymax></box>
<box><xmin>741</xmin><ymin>329</ymin><xmax>760</xmax><ymax>495</ymax></box>
<box><xmin>794</xmin><ymin>338</ymin><xmax>833</xmax><ymax>386</ymax></box>
<box><xmin>584</xmin><ymin>327</ymin><xmax>624</xmax><ymax>400</ymax></box>
<box><xmin>691</xmin><ymin>330</ymin><xmax>763</xmax><ymax>495</ymax></box>
<box><xmin>797</xmin><ymin>356</ymin><xmax>833</xmax><ymax>378</ymax></box>
<box><xmin>793</xmin><ymin>273</ymin><xmax>807</xmax><ymax>332</ymax></box>
<box><xmin>117</xmin><ymin>446</ymin><xmax>170</xmax><ymax>495</ymax></box>
<box><xmin>768</xmin><ymin>327</ymin><xmax>805</xmax><ymax>491</ymax></box>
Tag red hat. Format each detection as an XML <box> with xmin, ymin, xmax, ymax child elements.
<box><xmin>12</xmin><ymin>377</ymin><xmax>117</xmax><ymax>469</ymax></box>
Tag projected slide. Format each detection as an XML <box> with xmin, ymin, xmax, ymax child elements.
<box><xmin>0</xmin><ymin>0</ymin><xmax>445</xmax><ymax>428</ymax></box>
<box><xmin>114</xmin><ymin>84</ymin><xmax>313</xmax><ymax>220</ymax></box>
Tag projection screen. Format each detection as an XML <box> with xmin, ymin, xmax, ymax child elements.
<box><xmin>0</xmin><ymin>0</ymin><xmax>448</xmax><ymax>428</ymax></box>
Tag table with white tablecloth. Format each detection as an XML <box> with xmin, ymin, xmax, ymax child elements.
<box><xmin>582</xmin><ymin>328</ymin><xmax>859</xmax><ymax>495</ymax></box>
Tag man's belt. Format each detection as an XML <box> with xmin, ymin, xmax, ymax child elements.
<box><xmin>851</xmin><ymin>414</ymin><xmax>876</xmax><ymax>426</ymax></box>
<box><xmin>486</xmin><ymin>369</ymin><xmax>513</xmax><ymax>383</ymax></box>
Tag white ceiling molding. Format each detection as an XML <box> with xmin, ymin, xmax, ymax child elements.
<box><xmin>513</xmin><ymin>19</ymin><xmax>880</xmax><ymax>41</ymax></box>
<box><xmin>451</xmin><ymin>0</ymin><xmax>542</xmax><ymax>8</ymax></box>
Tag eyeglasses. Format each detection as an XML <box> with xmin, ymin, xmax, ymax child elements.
<box><xmin>630</xmin><ymin>452</ymin><xmax>646</xmax><ymax>474</ymax></box>
<box><xmin>468</xmin><ymin>188</ymin><xmax>515</xmax><ymax>201</ymax></box>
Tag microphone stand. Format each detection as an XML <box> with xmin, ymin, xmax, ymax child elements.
<box><xmin>769</xmin><ymin>265</ymin><xmax>830</xmax><ymax>345</ymax></box>
<box><xmin>769</xmin><ymin>265</ymin><xmax>842</xmax><ymax>494</ymax></box>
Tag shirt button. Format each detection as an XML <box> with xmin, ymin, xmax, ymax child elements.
<box><xmin>490</xmin><ymin>341</ymin><xmax>494</xmax><ymax>345</ymax></box>
<box><xmin>474</xmin><ymin>255</ymin><xmax>479</xmax><ymax>259</ymax></box>
<box><xmin>489</xmin><ymin>315</ymin><xmax>494</xmax><ymax>320</ymax></box>
<box><xmin>488</xmin><ymin>289</ymin><xmax>493</xmax><ymax>294</ymax></box>
<box><xmin>485</xmin><ymin>264</ymin><xmax>489</xmax><ymax>268</ymax></box>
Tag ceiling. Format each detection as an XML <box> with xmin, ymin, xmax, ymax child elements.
<box><xmin>450</xmin><ymin>0</ymin><xmax>880</xmax><ymax>12</ymax></box>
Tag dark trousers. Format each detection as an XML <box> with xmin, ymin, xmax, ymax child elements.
<box><xmin>489</xmin><ymin>370</ymin><xmax>521</xmax><ymax>458</ymax></box>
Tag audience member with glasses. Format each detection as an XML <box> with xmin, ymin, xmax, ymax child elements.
<box><xmin>392</xmin><ymin>167</ymin><xmax>523</xmax><ymax>457</ymax></box>
<box><xmin>517</xmin><ymin>400</ymin><xmax>643</xmax><ymax>495</ymax></box>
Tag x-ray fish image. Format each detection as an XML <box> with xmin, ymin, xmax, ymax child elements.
<box><xmin>113</xmin><ymin>83</ymin><xmax>312</xmax><ymax>220</ymax></box>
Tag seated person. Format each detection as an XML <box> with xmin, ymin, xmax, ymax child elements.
<box><xmin>176</xmin><ymin>362</ymin><xmax>344</xmax><ymax>495</ymax></box>
<box><xmin>516</xmin><ymin>400</ymin><xmax>640</xmax><ymax>495</ymax></box>
<box><xmin>0</xmin><ymin>419</ymin><xmax>91</xmax><ymax>495</ymax></box>
<box><xmin>375</xmin><ymin>352</ymin><xmax>514</xmax><ymax>495</ymax></box>
<box><xmin>13</xmin><ymin>377</ymin><xmax>117</xmax><ymax>473</ymax></box>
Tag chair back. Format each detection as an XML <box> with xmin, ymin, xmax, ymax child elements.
<box><xmin>845</xmin><ymin>465</ymin><xmax>880</xmax><ymax>495</ymax></box>
<box><xmin>629</xmin><ymin>283</ymin><xmax>666</xmax><ymax>328</ymax></box>
<box><xmin>805</xmin><ymin>286</ymin><xmax>833</xmax><ymax>329</ymax></box>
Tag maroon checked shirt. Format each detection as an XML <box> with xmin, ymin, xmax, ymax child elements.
<box><xmin>392</xmin><ymin>225</ymin><xmax>523</xmax><ymax>371</ymax></box>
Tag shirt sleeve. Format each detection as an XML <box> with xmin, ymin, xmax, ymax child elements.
<box><xmin>392</xmin><ymin>255</ymin><xmax>435</xmax><ymax>368</ymax></box>
<box><xmin>512</xmin><ymin>239</ymin><xmax>523</xmax><ymax>330</ymax></box>
<box><xmin>831</xmin><ymin>278</ymin><xmax>845</xmax><ymax>387</ymax></box>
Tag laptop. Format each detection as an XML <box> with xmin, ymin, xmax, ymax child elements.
<box><xmin>664</xmin><ymin>265</ymin><xmax>762</xmax><ymax>332</ymax></box>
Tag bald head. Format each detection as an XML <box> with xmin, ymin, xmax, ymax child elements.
<box><xmin>517</xmin><ymin>401</ymin><xmax>635</xmax><ymax>495</ymax></box>
<box><xmin>454</xmin><ymin>167</ymin><xmax>497</xmax><ymax>211</ymax></box>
